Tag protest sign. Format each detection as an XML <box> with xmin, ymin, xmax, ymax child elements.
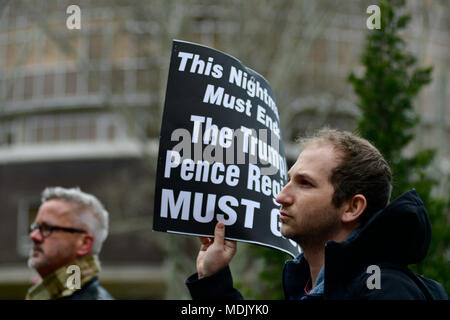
<box><xmin>153</xmin><ymin>40</ymin><xmax>301</xmax><ymax>257</ymax></box>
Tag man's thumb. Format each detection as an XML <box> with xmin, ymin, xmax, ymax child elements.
<box><xmin>214</xmin><ymin>222</ymin><xmax>225</xmax><ymax>245</ymax></box>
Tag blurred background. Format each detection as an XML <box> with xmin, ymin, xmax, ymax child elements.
<box><xmin>0</xmin><ymin>0</ymin><xmax>448</xmax><ymax>299</ymax></box>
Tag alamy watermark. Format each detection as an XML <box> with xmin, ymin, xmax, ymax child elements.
<box><xmin>167</xmin><ymin>117</ymin><xmax>287</xmax><ymax>179</ymax></box>
<box><xmin>366</xmin><ymin>265</ymin><xmax>381</xmax><ymax>290</ymax></box>
<box><xmin>366</xmin><ymin>5</ymin><xmax>381</xmax><ymax>30</ymax></box>
<box><xmin>66</xmin><ymin>265</ymin><xmax>81</xmax><ymax>290</ymax></box>
<box><xmin>66</xmin><ymin>5</ymin><xmax>81</xmax><ymax>30</ymax></box>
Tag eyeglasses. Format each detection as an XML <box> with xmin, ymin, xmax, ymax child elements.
<box><xmin>29</xmin><ymin>222</ymin><xmax>86</xmax><ymax>238</ymax></box>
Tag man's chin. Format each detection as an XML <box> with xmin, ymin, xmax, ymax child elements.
<box><xmin>280</xmin><ymin>226</ymin><xmax>302</xmax><ymax>244</ymax></box>
<box><xmin>280</xmin><ymin>226</ymin><xmax>291</xmax><ymax>239</ymax></box>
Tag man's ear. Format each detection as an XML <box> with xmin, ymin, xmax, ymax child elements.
<box><xmin>341</xmin><ymin>194</ymin><xmax>367</xmax><ymax>224</ymax></box>
<box><xmin>76</xmin><ymin>233</ymin><xmax>94</xmax><ymax>257</ymax></box>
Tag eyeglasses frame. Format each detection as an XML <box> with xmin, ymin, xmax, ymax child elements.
<box><xmin>29</xmin><ymin>222</ymin><xmax>87</xmax><ymax>238</ymax></box>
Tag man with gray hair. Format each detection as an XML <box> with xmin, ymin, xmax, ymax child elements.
<box><xmin>26</xmin><ymin>187</ymin><xmax>113</xmax><ymax>300</ymax></box>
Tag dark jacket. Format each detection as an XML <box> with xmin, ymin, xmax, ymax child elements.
<box><xmin>60</xmin><ymin>277</ymin><xmax>114</xmax><ymax>300</ymax></box>
<box><xmin>186</xmin><ymin>190</ymin><xmax>448</xmax><ymax>300</ymax></box>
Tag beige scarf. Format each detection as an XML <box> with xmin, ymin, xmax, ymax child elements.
<box><xmin>26</xmin><ymin>255</ymin><xmax>100</xmax><ymax>300</ymax></box>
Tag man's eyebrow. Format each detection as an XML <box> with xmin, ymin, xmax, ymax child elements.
<box><xmin>292</xmin><ymin>172</ymin><xmax>317</xmax><ymax>183</ymax></box>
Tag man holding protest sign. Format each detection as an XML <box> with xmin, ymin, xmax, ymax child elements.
<box><xmin>185</xmin><ymin>128</ymin><xmax>448</xmax><ymax>300</ymax></box>
<box><xmin>153</xmin><ymin>40</ymin><xmax>446</xmax><ymax>299</ymax></box>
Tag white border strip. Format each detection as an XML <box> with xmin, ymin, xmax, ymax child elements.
<box><xmin>166</xmin><ymin>229</ymin><xmax>301</xmax><ymax>258</ymax></box>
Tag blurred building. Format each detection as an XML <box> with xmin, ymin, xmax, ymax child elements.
<box><xmin>0</xmin><ymin>0</ymin><xmax>448</xmax><ymax>299</ymax></box>
<box><xmin>0</xmin><ymin>0</ymin><xmax>167</xmax><ymax>299</ymax></box>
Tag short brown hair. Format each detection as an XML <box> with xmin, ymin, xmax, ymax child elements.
<box><xmin>299</xmin><ymin>128</ymin><xmax>392</xmax><ymax>225</ymax></box>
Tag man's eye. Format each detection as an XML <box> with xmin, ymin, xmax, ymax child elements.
<box><xmin>41</xmin><ymin>224</ymin><xmax>52</xmax><ymax>231</ymax></box>
<box><xmin>300</xmin><ymin>180</ymin><xmax>312</xmax><ymax>186</ymax></box>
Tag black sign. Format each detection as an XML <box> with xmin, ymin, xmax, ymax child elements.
<box><xmin>153</xmin><ymin>40</ymin><xmax>301</xmax><ymax>257</ymax></box>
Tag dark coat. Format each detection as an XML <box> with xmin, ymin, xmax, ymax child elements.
<box><xmin>60</xmin><ymin>277</ymin><xmax>114</xmax><ymax>300</ymax></box>
<box><xmin>186</xmin><ymin>190</ymin><xmax>448</xmax><ymax>300</ymax></box>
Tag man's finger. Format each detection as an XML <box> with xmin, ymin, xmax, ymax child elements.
<box><xmin>213</xmin><ymin>222</ymin><xmax>225</xmax><ymax>246</ymax></box>
<box><xmin>224</xmin><ymin>239</ymin><xmax>237</xmax><ymax>249</ymax></box>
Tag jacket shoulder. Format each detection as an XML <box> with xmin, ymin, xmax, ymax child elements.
<box><xmin>415</xmin><ymin>274</ymin><xmax>448</xmax><ymax>300</ymax></box>
<box><xmin>348</xmin><ymin>267</ymin><xmax>428</xmax><ymax>300</ymax></box>
<box><xmin>61</xmin><ymin>278</ymin><xmax>114</xmax><ymax>300</ymax></box>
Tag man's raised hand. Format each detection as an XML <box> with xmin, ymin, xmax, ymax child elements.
<box><xmin>196</xmin><ymin>222</ymin><xmax>237</xmax><ymax>279</ymax></box>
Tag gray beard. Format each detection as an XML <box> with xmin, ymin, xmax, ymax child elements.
<box><xmin>27</xmin><ymin>248</ymin><xmax>37</xmax><ymax>269</ymax></box>
<box><xmin>27</xmin><ymin>257</ymin><xmax>35</xmax><ymax>269</ymax></box>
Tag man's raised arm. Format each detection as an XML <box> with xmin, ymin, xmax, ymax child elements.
<box><xmin>185</xmin><ymin>222</ymin><xmax>243</xmax><ymax>299</ymax></box>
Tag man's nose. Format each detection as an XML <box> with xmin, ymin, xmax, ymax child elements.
<box><xmin>29</xmin><ymin>228</ymin><xmax>43</xmax><ymax>243</ymax></box>
<box><xmin>276</xmin><ymin>183</ymin><xmax>293</xmax><ymax>207</ymax></box>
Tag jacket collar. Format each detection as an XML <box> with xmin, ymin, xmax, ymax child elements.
<box><xmin>26</xmin><ymin>255</ymin><xmax>101</xmax><ymax>300</ymax></box>
<box><xmin>283</xmin><ymin>253</ymin><xmax>310</xmax><ymax>300</ymax></box>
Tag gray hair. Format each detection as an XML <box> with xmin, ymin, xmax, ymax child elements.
<box><xmin>41</xmin><ymin>187</ymin><xmax>109</xmax><ymax>255</ymax></box>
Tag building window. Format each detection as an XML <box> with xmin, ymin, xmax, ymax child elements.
<box><xmin>107</xmin><ymin>123</ymin><xmax>116</xmax><ymax>140</ymax></box>
<box><xmin>112</xmin><ymin>33</ymin><xmax>131</xmax><ymax>61</ymax></box>
<box><xmin>65</xmin><ymin>71</ymin><xmax>77</xmax><ymax>95</ymax></box>
<box><xmin>44</xmin><ymin>38</ymin><xmax>59</xmax><ymax>63</ymax></box>
<box><xmin>112</xmin><ymin>68</ymin><xmax>124</xmax><ymax>93</ymax></box>
<box><xmin>88</xmin><ymin>70</ymin><xmax>101</xmax><ymax>93</ymax></box>
<box><xmin>27</xmin><ymin>114</ymin><xmax>100</xmax><ymax>143</ymax></box>
<box><xmin>338</xmin><ymin>41</ymin><xmax>352</xmax><ymax>66</ymax></box>
<box><xmin>135</xmin><ymin>40</ymin><xmax>148</xmax><ymax>58</ymax></box>
<box><xmin>44</xmin><ymin>73</ymin><xmax>55</xmax><ymax>97</ymax></box>
<box><xmin>65</xmin><ymin>35</ymin><xmax>79</xmax><ymax>62</ymax></box>
<box><xmin>88</xmin><ymin>118</ymin><xmax>96</xmax><ymax>140</ymax></box>
<box><xmin>24</xmin><ymin>44</ymin><xmax>37</xmax><ymax>66</ymax></box>
<box><xmin>24</xmin><ymin>75</ymin><xmax>33</xmax><ymax>100</ymax></box>
<box><xmin>136</xmin><ymin>68</ymin><xmax>151</xmax><ymax>92</ymax></box>
<box><xmin>6</xmin><ymin>43</ymin><xmax>16</xmax><ymax>68</ymax></box>
<box><xmin>311</xmin><ymin>39</ymin><xmax>327</xmax><ymax>65</ymax></box>
<box><xmin>89</xmin><ymin>34</ymin><xmax>103</xmax><ymax>60</ymax></box>
<box><xmin>0</xmin><ymin>123</ymin><xmax>12</xmax><ymax>146</ymax></box>
<box><xmin>6</xmin><ymin>80</ymin><xmax>14</xmax><ymax>101</ymax></box>
<box><xmin>35</xmin><ymin>125</ymin><xmax>44</xmax><ymax>142</ymax></box>
<box><xmin>42</xmin><ymin>117</ymin><xmax>55</xmax><ymax>142</ymax></box>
